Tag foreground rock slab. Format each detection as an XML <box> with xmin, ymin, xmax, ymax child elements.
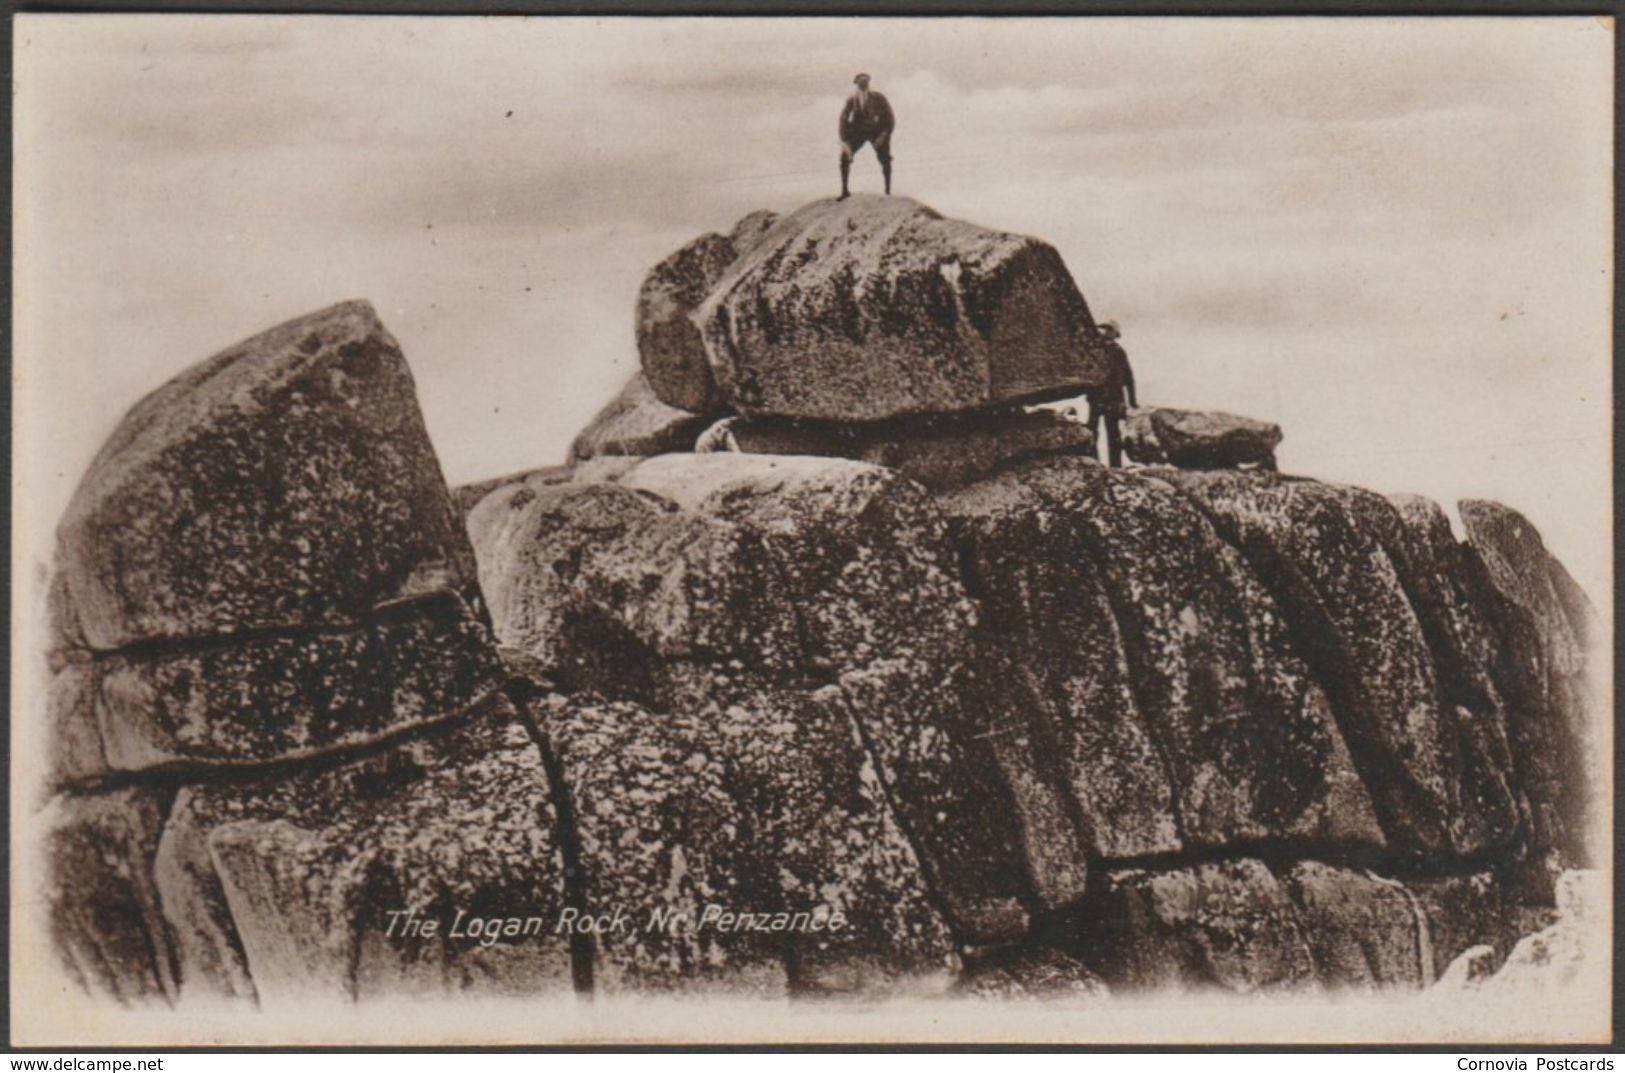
<box><xmin>540</xmin><ymin>691</ymin><xmax>955</xmax><ymax>994</ymax></box>
<box><xmin>155</xmin><ymin>699</ymin><xmax>571</xmax><ymax>1005</ymax></box>
<box><xmin>1080</xmin><ymin>859</ymin><xmax>1316</xmax><ymax>993</ymax></box>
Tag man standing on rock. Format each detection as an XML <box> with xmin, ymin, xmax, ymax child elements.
<box><xmin>1086</xmin><ymin>320</ymin><xmax>1137</xmax><ymax>468</ymax></box>
<box><xmin>839</xmin><ymin>73</ymin><xmax>895</xmax><ymax>200</ymax></box>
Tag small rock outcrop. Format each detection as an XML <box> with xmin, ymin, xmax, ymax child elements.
<box><xmin>1124</xmin><ymin>407</ymin><xmax>1282</xmax><ymax>469</ymax></box>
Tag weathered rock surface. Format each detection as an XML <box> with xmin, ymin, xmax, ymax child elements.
<box><xmin>1459</xmin><ymin>499</ymin><xmax>1595</xmax><ymax>871</ymax></box>
<box><xmin>638</xmin><ymin>216</ymin><xmax>769</xmax><ymax>414</ymax></box>
<box><xmin>1123</xmin><ymin>407</ymin><xmax>1282</xmax><ymax>469</ymax></box>
<box><xmin>955</xmin><ymin>946</ymin><xmax>1108</xmax><ymax>1000</ymax></box>
<box><xmin>43</xmin><ymin>787</ymin><xmax>178</xmax><ymax>1005</ymax></box>
<box><xmin>45</xmin><ymin>662</ymin><xmax>108</xmax><ymax>790</ymax></box>
<box><xmin>1079</xmin><ymin>860</ymin><xmax>1317</xmax><ymax>993</ymax></box>
<box><xmin>471</xmin><ymin>453</ymin><xmax>1048</xmax><ymax>942</ymax></box>
<box><xmin>1283</xmin><ymin>861</ymin><xmax>1429</xmax><ymax>989</ymax></box>
<box><xmin>154</xmin><ymin>698</ymin><xmax>571</xmax><ymax>1004</ymax></box>
<box><xmin>540</xmin><ymin>690</ymin><xmax>954</xmax><ymax>994</ymax></box>
<box><xmin>567</xmin><ymin>371</ymin><xmax>717</xmax><ymax>464</ymax></box>
<box><xmin>694</xmin><ymin>408</ymin><xmax>1095</xmax><ymax>490</ymax></box>
<box><xmin>941</xmin><ymin>467</ymin><xmax>1182</xmax><ymax>860</ymax></box>
<box><xmin>943</xmin><ymin>459</ymin><xmax>1382</xmax><ymax>855</ymax></box>
<box><xmin>694</xmin><ymin>196</ymin><xmax>1109</xmax><ymax>421</ymax></box>
<box><xmin>53</xmin><ymin>301</ymin><xmax>476</xmax><ymax>651</ymax></box>
<box><xmin>541</xmin><ymin>693</ymin><xmax>782</xmax><ymax>994</ymax></box>
<box><xmin>1161</xmin><ymin>471</ymin><xmax>1520</xmax><ymax>858</ymax></box>
<box><xmin>46</xmin><ymin>592</ymin><xmax>503</xmax><ymax>785</ymax></box>
<box><xmin>615</xmin><ymin>455</ymin><xmax>1080</xmax><ymax>929</ymax></box>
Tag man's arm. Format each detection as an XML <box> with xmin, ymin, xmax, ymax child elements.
<box><xmin>838</xmin><ymin>96</ymin><xmax>854</xmax><ymax>142</ymax></box>
<box><xmin>877</xmin><ymin>93</ymin><xmax>895</xmax><ymax>134</ymax></box>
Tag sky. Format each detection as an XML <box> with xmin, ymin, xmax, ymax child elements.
<box><xmin>12</xmin><ymin>14</ymin><xmax>1614</xmax><ymax>603</ymax></box>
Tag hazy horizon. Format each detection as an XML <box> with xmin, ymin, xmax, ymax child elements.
<box><xmin>13</xmin><ymin>14</ymin><xmax>1613</xmax><ymax>602</ymax></box>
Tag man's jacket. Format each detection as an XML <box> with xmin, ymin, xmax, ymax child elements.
<box><xmin>840</xmin><ymin>91</ymin><xmax>895</xmax><ymax>144</ymax></box>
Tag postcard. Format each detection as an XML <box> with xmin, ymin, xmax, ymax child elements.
<box><xmin>10</xmin><ymin>13</ymin><xmax>1613</xmax><ymax>1046</ymax></box>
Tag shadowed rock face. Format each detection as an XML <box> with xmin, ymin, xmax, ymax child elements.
<box><xmin>694</xmin><ymin>197</ymin><xmax>1107</xmax><ymax>421</ymax></box>
<box><xmin>43</xmin><ymin>788</ymin><xmax>179</xmax><ymax>1005</ymax></box>
<box><xmin>40</xmin><ymin>256</ymin><xmax>1600</xmax><ymax>1006</ymax></box>
<box><xmin>637</xmin><ymin>208</ymin><xmax>782</xmax><ymax>416</ymax></box>
<box><xmin>1156</xmin><ymin>471</ymin><xmax>1520</xmax><ymax>859</ymax></box>
<box><xmin>939</xmin><ymin>458</ymin><xmax>1382</xmax><ymax>858</ymax></box>
<box><xmin>567</xmin><ymin>371</ymin><xmax>716</xmax><ymax>464</ymax></box>
<box><xmin>694</xmin><ymin>408</ymin><xmax>1096</xmax><ymax>491</ymax></box>
<box><xmin>1458</xmin><ymin>499</ymin><xmax>1596</xmax><ymax>876</ymax></box>
<box><xmin>1080</xmin><ymin>860</ymin><xmax>1317</xmax><ymax>993</ymax></box>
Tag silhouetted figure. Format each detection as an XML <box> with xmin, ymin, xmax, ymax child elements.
<box><xmin>1086</xmin><ymin>320</ymin><xmax>1137</xmax><ymax>467</ymax></box>
<box><xmin>839</xmin><ymin>73</ymin><xmax>895</xmax><ymax>200</ymax></box>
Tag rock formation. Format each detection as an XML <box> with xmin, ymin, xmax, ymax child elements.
<box><xmin>636</xmin><ymin>209</ymin><xmax>779</xmax><ymax>416</ymax></box>
<box><xmin>692</xmin><ymin>196</ymin><xmax>1109</xmax><ymax>422</ymax></box>
<box><xmin>37</xmin><ymin>199</ymin><xmax>1601</xmax><ymax>1010</ymax></box>
<box><xmin>694</xmin><ymin>408</ymin><xmax>1095</xmax><ymax>490</ymax></box>
<box><xmin>567</xmin><ymin>370</ymin><xmax>714</xmax><ymax>464</ymax></box>
<box><xmin>1124</xmin><ymin>406</ymin><xmax>1282</xmax><ymax>469</ymax></box>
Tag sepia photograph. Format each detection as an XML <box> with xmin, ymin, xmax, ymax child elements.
<box><xmin>9</xmin><ymin>13</ymin><xmax>1614</xmax><ymax>1047</ymax></box>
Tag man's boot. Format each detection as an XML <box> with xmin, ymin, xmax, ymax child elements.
<box><xmin>882</xmin><ymin>160</ymin><xmax>892</xmax><ymax>195</ymax></box>
<box><xmin>839</xmin><ymin>158</ymin><xmax>851</xmax><ymax>200</ymax></box>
